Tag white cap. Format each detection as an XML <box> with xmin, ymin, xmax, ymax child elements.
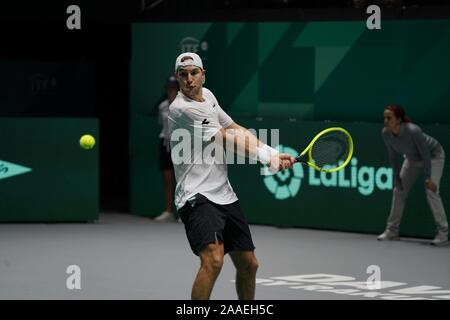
<box><xmin>174</xmin><ymin>52</ymin><xmax>204</xmax><ymax>72</ymax></box>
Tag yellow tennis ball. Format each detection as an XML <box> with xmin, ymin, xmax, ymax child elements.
<box><xmin>79</xmin><ymin>134</ymin><xmax>96</xmax><ymax>150</ymax></box>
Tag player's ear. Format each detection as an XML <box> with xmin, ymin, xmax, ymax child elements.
<box><xmin>202</xmin><ymin>69</ymin><xmax>206</xmax><ymax>85</ymax></box>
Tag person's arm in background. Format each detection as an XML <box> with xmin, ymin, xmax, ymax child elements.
<box><xmin>411</xmin><ymin>127</ymin><xmax>437</xmax><ymax>192</ymax></box>
<box><xmin>382</xmin><ymin>131</ymin><xmax>403</xmax><ymax>190</ymax></box>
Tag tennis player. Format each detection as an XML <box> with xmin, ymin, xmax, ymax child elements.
<box><xmin>168</xmin><ymin>52</ymin><xmax>294</xmax><ymax>300</ymax></box>
<box><xmin>378</xmin><ymin>104</ymin><xmax>448</xmax><ymax>246</ymax></box>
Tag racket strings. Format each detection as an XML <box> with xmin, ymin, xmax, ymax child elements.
<box><xmin>311</xmin><ymin>132</ymin><xmax>350</xmax><ymax>168</ymax></box>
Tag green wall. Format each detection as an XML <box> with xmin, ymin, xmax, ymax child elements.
<box><xmin>130</xmin><ymin>117</ymin><xmax>450</xmax><ymax>238</ymax></box>
<box><xmin>131</xmin><ymin>20</ymin><xmax>450</xmax><ymax>122</ymax></box>
<box><xmin>130</xmin><ymin>20</ymin><xmax>450</xmax><ymax>237</ymax></box>
<box><xmin>0</xmin><ymin>118</ymin><xmax>99</xmax><ymax>222</ymax></box>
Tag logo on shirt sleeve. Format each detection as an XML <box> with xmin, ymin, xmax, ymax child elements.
<box><xmin>202</xmin><ymin>118</ymin><xmax>210</xmax><ymax>125</ymax></box>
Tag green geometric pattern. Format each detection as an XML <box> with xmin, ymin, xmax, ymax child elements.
<box><xmin>132</xmin><ymin>20</ymin><xmax>450</xmax><ymax>123</ymax></box>
<box><xmin>130</xmin><ymin>20</ymin><xmax>450</xmax><ymax>237</ymax></box>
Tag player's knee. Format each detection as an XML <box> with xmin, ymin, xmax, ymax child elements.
<box><xmin>201</xmin><ymin>249</ymin><xmax>224</xmax><ymax>272</ymax></box>
<box><xmin>239</xmin><ymin>256</ymin><xmax>258</xmax><ymax>275</ymax></box>
<box><xmin>206</xmin><ymin>255</ymin><xmax>224</xmax><ymax>272</ymax></box>
<box><xmin>248</xmin><ymin>258</ymin><xmax>259</xmax><ymax>275</ymax></box>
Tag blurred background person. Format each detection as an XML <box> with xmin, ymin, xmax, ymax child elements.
<box><xmin>154</xmin><ymin>76</ymin><xmax>179</xmax><ymax>222</ymax></box>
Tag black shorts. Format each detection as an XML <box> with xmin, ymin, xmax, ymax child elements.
<box><xmin>159</xmin><ymin>138</ymin><xmax>173</xmax><ymax>171</ymax></box>
<box><xmin>178</xmin><ymin>194</ymin><xmax>255</xmax><ymax>256</ymax></box>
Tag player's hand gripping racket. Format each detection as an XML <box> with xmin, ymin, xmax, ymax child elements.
<box><xmin>294</xmin><ymin>127</ymin><xmax>354</xmax><ymax>172</ymax></box>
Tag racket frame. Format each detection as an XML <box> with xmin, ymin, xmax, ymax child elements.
<box><xmin>295</xmin><ymin>127</ymin><xmax>354</xmax><ymax>173</ymax></box>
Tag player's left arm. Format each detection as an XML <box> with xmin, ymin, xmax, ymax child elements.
<box><xmin>221</xmin><ymin>122</ymin><xmax>294</xmax><ymax>171</ymax></box>
<box><xmin>210</xmin><ymin>92</ymin><xmax>293</xmax><ymax>171</ymax></box>
<box><xmin>225</xmin><ymin>122</ymin><xmax>265</xmax><ymax>148</ymax></box>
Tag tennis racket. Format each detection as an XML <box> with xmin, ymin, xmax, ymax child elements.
<box><xmin>294</xmin><ymin>127</ymin><xmax>354</xmax><ymax>173</ymax></box>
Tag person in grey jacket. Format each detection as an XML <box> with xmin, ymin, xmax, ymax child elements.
<box><xmin>378</xmin><ymin>104</ymin><xmax>448</xmax><ymax>246</ymax></box>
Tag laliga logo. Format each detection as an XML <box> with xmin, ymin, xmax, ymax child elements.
<box><xmin>263</xmin><ymin>145</ymin><xmax>303</xmax><ymax>200</ymax></box>
<box><xmin>180</xmin><ymin>37</ymin><xmax>208</xmax><ymax>53</ymax></box>
<box><xmin>263</xmin><ymin>145</ymin><xmax>393</xmax><ymax>199</ymax></box>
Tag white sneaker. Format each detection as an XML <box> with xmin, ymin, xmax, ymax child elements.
<box><xmin>431</xmin><ymin>233</ymin><xmax>449</xmax><ymax>247</ymax></box>
<box><xmin>377</xmin><ymin>229</ymin><xmax>400</xmax><ymax>241</ymax></box>
<box><xmin>154</xmin><ymin>211</ymin><xmax>175</xmax><ymax>222</ymax></box>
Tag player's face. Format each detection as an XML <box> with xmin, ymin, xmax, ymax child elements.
<box><xmin>176</xmin><ymin>66</ymin><xmax>204</xmax><ymax>96</ymax></box>
<box><xmin>383</xmin><ymin>109</ymin><xmax>400</xmax><ymax>131</ymax></box>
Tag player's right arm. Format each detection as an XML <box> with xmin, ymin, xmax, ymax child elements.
<box><xmin>176</xmin><ymin>100</ymin><xmax>293</xmax><ymax>172</ymax></box>
<box><xmin>217</xmin><ymin>126</ymin><xmax>294</xmax><ymax>172</ymax></box>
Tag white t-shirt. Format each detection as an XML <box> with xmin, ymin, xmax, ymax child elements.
<box><xmin>168</xmin><ymin>87</ymin><xmax>238</xmax><ymax>210</ymax></box>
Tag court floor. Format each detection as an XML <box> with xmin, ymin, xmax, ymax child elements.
<box><xmin>0</xmin><ymin>213</ymin><xmax>448</xmax><ymax>300</ymax></box>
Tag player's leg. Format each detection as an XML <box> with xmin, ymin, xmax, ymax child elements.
<box><xmin>222</xmin><ymin>200</ymin><xmax>258</xmax><ymax>299</ymax></box>
<box><xmin>192</xmin><ymin>241</ymin><xmax>225</xmax><ymax>300</ymax></box>
<box><xmin>180</xmin><ymin>194</ymin><xmax>228</xmax><ymax>299</ymax></box>
<box><xmin>229</xmin><ymin>250</ymin><xmax>259</xmax><ymax>300</ymax></box>
<box><xmin>426</xmin><ymin>149</ymin><xmax>448</xmax><ymax>246</ymax></box>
